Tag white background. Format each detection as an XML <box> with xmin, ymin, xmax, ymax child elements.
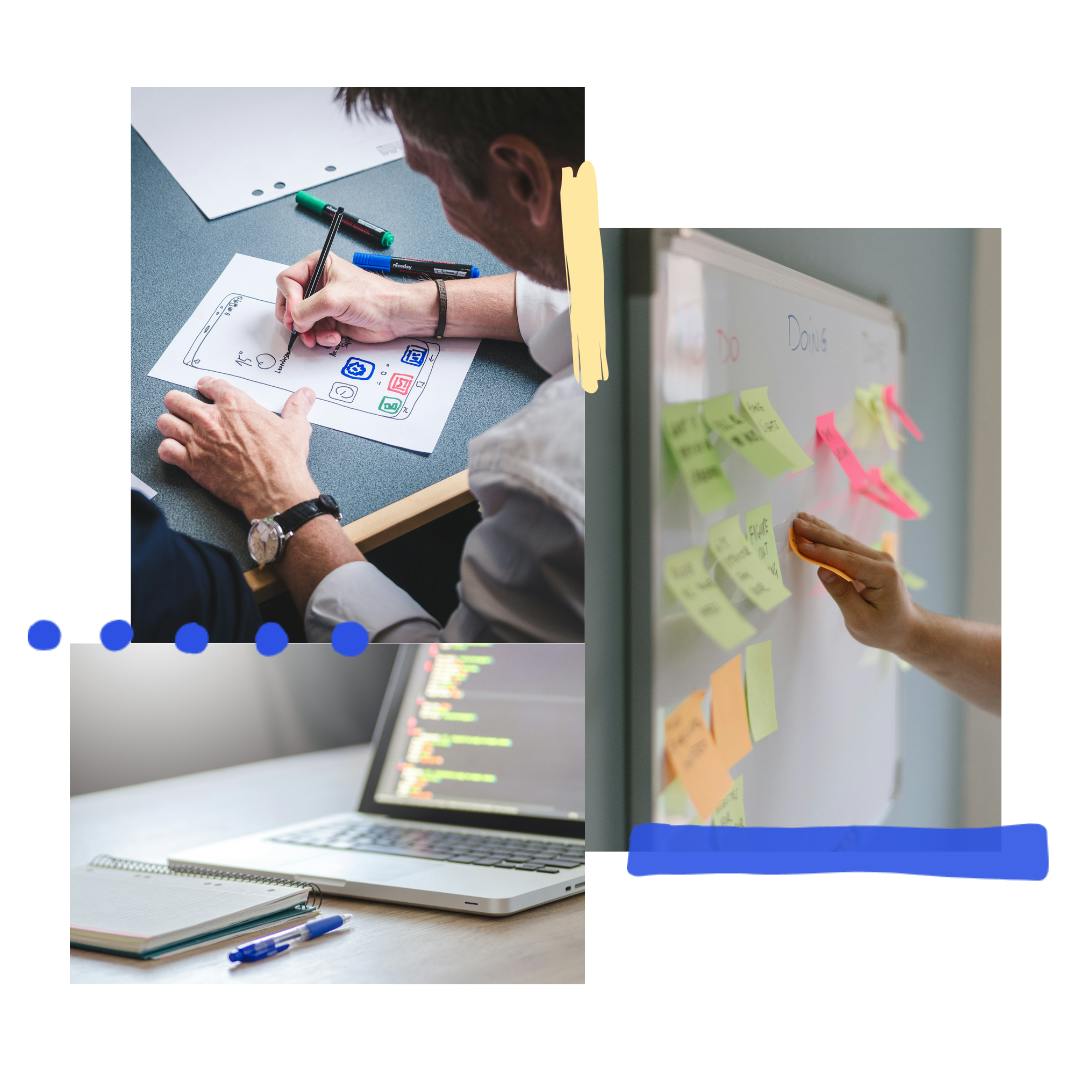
<box><xmin>3</xmin><ymin>1</ymin><xmax>1075</xmax><ymax>1074</ymax></box>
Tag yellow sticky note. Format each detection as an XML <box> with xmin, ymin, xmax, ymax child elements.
<box><xmin>709</xmin><ymin>516</ymin><xmax>791</xmax><ymax>612</ymax></box>
<box><xmin>664</xmin><ymin>690</ymin><xmax>732</xmax><ymax>820</ymax></box>
<box><xmin>701</xmin><ymin>393</ymin><xmax>792</xmax><ymax>478</ymax></box>
<box><xmin>745</xmin><ymin>640</ymin><xmax>778</xmax><ymax>742</ymax></box>
<box><xmin>664</xmin><ymin>547</ymin><xmax>756</xmax><ymax>650</ymax></box>
<box><xmin>869</xmin><ymin>384</ymin><xmax>901</xmax><ymax>450</ymax></box>
<box><xmin>788</xmin><ymin>525</ymin><xmax>854</xmax><ymax>583</ymax></box>
<box><xmin>658</xmin><ymin>777</ymin><xmax>694</xmax><ymax>823</ymax></box>
<box><xmin>739</xmin><ymin>387</ymin><xmax>813</xmax><ymax>472</ymax></box>
<box><xmin>711</xmin><ymin>774</ymin><xmax>746</xmax><ymax>826</ymax></box>
<box><xmin>879</xmin><ymin>463</ymin><xmax>931</xmax><ymax>518</ymax></box>
<box><xmin>745</xmin><ymin>503</ymin><xmax>787</xmax><ymax>589</ymax></box>
<box><xmin>661</xmin><ymin>402</ymin><xmax>735</xmax><ymax>514</ymax></box>
<box><xmin>710</xmin><ymin>655</ymin><xmax>753</xmax><ymax>769</ymax></box>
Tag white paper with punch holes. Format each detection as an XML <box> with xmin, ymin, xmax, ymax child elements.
<box><xmin>132</xmin><ymin>87</ymin><xmax>404</xmax><ymax>219</ymax></box>
<box><xmin>147</xmin><ymin>254</ymin><xmax>480</xmax><ymax>454</ymax></box>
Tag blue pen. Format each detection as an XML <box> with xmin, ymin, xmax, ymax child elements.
<box><xmin>228</xmin><ymin>912</ymin><xmax>353</xmax><ymax>963</ymax></box>
<box><xmin>352</xmin><ymin>252</ymin><xmax>480</xmax><ymax>280</ymax></box>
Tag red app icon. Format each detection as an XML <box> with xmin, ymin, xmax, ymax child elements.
<box><xmin>388</xmin><ymin>372</ymin><xmax>414</xmax><ymax>395</ymax></box>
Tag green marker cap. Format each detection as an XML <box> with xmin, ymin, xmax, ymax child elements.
<box><xmin>380</xmin><ymin>231</ymin><xmax>394</xmax><ymax>248</ymax></box>
<box><xmin>295</xmin><ymin>190</ymin><xmax>327</xmax><ymax>213</ymax></box>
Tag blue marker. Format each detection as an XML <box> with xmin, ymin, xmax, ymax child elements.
<box><xmin>352</xmin><ymin>252</ymin><xmax>480</xmax><ymax>280</ymax></box>
<box><xmin>228</xmin><ymin>912</ymin><xmax>353</xmax><ymax>963</ymax></box>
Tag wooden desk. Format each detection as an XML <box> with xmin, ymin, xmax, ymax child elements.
<box><xmin>70</xmin><ymin>744</ymin><xmax>584</xmax><ymax>983</ymax></box>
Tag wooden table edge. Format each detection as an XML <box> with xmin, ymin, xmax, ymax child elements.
<box><xmin>243</xmin><ymin>469</ymin><xmax>475</xmax><ymax>602</ymax></box>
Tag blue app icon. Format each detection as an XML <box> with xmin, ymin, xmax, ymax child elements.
<box><xmin>400</xmin><ymin>344</ymin><xmax>428</xmax><ymax>367</ymax></box>
<box><xmin>341</xmin><ymin>357</ymin><xmax>375</xmax><ymax>380</ymax></box>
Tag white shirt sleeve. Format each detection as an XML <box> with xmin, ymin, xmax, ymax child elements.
<box><xmin>515</xmin><ymin>273</ymin><xmax>570</xmax><ymax>358</ymax></box>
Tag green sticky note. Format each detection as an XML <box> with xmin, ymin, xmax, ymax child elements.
<box><xmin>661</xmin><ymin>402</ymin><xmax>735</xmax><ymax>514</ymax></box>
<box><xmin>739</xmin><ymin>387</ymin><xmax>813</xmax><ymax>472</ymax></box>
<box><xmin>869</xmin><ymin>383</ymin><xmax>900</xmax><ymax>450</ymax></box>
<box><xmin>711</xmin><ymin>774</ymin><xmax>746</xmax><ymax>826</ymax></box>
<box><xmin>701</xmin><ymin>393</ymin><xmax>792</xmax><ymax>478</ymax></box>
<box><xmin>664</xmin><ymin>547</ymin><xmax>756</xmax><ymax>650</ymax></box>
<box><xmin>658</xmin><ymin>777</ymin><xmax>694</xmax><ymax>822</ymax></box>
<box><xmin>744</xmin><ymin>503</ymin><xmax>786</xmax><ymax>589</ymax></box>
<box><xmin>745</xmin><ymin>639</ymin><xmax>778</xmax><ymax>741</ymax></box>
<box><xmin>901</xmin><ymin>569</ymin><xmax>926</xmax><ymax>590</ymax></box>
<box><xmin>879</xmin><ymin>463</ymin><xmax>931</xmax><ymax>518</ymax></box>
<box><xmin>708</xmin><ymin>516</ymin><xmax>790</xmax><ymax>612</ymax></box>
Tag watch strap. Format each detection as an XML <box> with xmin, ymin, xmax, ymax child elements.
<box><xmin>434</xmin><ymin>278</ymin><xmax>447</xmax><ymax>340</ymax></box>
<box><xmin>274</xmin><ymin>494</ymin><xmax>340</xmax><ymax>537</ymax></box>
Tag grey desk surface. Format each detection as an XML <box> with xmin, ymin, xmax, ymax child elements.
<box><xmin>70</xmin><ymin>743</ymin><xmax>584</xmax><ymax>984</ymax></box>
<box><xmin>131</xmin><ymin>128</ymin><xmax>545</xmax><ymax>566</ymax></box>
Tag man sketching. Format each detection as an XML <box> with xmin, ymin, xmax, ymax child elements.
<box><xmin>137</xmin><ymin>88</ymin><xmax>584</xmax><ymax>643</ymax></box>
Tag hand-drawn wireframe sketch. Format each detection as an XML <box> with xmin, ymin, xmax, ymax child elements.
<box><xmin>147</xmin><ymin>254</ymin><xmax>481</xmax><ymax>454</ymax></box>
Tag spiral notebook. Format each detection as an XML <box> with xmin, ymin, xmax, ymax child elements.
<box><xmin>71</xmin><ymin>856</ymin><xmax>321</xmax><ymax>960</ymax></box>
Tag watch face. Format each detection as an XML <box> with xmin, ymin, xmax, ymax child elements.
<box><xmin>247</xmin><ymin>518</ymin><xmax>283</xmax><ymax>566</ymax></box>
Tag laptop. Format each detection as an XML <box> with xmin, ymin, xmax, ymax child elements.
<box><xmin>169</xmin><ymin>644</ymin><xmax>585</xmax><ymax>916</ymax></box>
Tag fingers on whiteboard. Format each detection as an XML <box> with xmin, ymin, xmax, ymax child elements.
<box><xmin>800</xmin><ymin>541</ymin><xmax>885</xmax><ymax>587</ymax></box>
<box><xmin>794</xmin><ymin>512</ymin><xmax>881</xmax><ymax>560</ymax></box>
<box><xmin>817</xmin><ymin>566</ymin><xmax>862</xmax><ymax>611</ymax></box>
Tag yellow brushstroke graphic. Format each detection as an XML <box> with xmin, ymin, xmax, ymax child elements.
<box><xmin>560</xmin><ymin>162</ymin><xmax>608</xmax><ymax>393</ymax></box>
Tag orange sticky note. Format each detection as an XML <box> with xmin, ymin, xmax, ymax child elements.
<box><xmin>710</xmin><ymin>655</ymin><xmax>753</xmax><ymax>770</ymax></box>
<box><xmin>788</xmin><ymin>525</ymin><xmax>854</xmax><ymax>583</ymax></box>
<box><xmin>664</xmin><ymin>690</ymin><xmax>732</xmax><ymax>820</ymax></box>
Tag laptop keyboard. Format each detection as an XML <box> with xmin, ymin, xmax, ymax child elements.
<box><xmin>270</xmin><ymin>822</ymin><xmax>585</xmax><ymax>874</ymax></box>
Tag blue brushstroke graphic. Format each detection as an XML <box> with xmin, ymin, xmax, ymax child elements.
<box><xmin>627</xmin><ymin>824</ymin><xmax>1048</xmax><ymax>880</ymax></box>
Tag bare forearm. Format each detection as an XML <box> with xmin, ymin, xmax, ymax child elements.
<box><xmin>395</xmin><ymin>272</ymin><xmax>522</xmax><ymax>341</ymax></box>
<box><xmin>276</xmin><ymin>516</ymin><xmax>364</xmax><ymax>616</ymax></box>
<box><xmin>897</xmin><ymin>607</ymin><xmax>1001</xmax><ymax>715</ymax></box>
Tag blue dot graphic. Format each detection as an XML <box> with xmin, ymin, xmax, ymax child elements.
<box><xmin>255</xmin><ymin>622</ymin><xmax>289</xmax><ymax>656</ymax></box>
<box><xmin>175</xmin><ymin>622</ymin><xmax>210</xmax><ymax>654</ymax></box>
<box><xmin>331</xmin><ymin>621</ymin><xmax>369</xmax><ymax>657</ymax></box>
<box><xmin>100</xmin><ymin>620</ymin><xmax>134</xmax><ymax>652</ymax></box>
<box><xmin>28</xmin><ymin>620</ymin><xmax>61</xmax><ymax>650</ymax></box>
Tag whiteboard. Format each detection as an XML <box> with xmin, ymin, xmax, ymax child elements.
<box><xmin>641</xmin><ymin>230</ymin><xmax>905</xmax><ymax>827</ymax></box>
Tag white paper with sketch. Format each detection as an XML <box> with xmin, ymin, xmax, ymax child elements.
<box><xmin>131</xmin><ymin>88</ymin><xmax>404</xmax><ymax>219</ymax></box>
<box><xmin>147</xmin><ymin>255</ymin><xmax>480</xmax><ymax>454</ymax></box>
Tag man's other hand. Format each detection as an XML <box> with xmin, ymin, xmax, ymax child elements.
<box><xmin>157</xmin><ymin>378</ymin><xmax>319</xmax><ymax>521</ymax></box>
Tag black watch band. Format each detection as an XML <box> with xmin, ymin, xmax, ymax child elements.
<box><xmin>434</xmin><ymin>278</ymin><xmax>447</xmax><ymax>340</ymax></box>
<box><xmin>274</xmin><ymin>493</ymin><xmax>341</xmax><ymax>537</ymax></box>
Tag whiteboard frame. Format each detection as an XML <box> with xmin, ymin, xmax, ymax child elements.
<box><xmin>625</xmin><ymin>228</ymin><xmax>904</xmax><ymax>829</ymax></box>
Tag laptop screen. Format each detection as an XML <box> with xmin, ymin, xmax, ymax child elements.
<box><xmin>369</xmin><ymin>644</ymin><xmax>585</xmax><ymax>824</ymax></box>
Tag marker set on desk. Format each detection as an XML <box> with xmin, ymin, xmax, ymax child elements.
<box><xmin>296</xmin><ymin>190</ymin><xmax>480</xmax><ymax>280</ymax></box>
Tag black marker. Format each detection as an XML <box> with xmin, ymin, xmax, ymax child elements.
<box><xmin>283</xmin><ymin>205</ymin><xmax>345</xmax><ymax>363</ymax></box>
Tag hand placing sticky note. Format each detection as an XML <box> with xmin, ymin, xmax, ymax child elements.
<box><xmin>745</xmin><ymin>640</ymin><xmax>778</xmax><ymax>742</ymax></box>
<box><xmin>701</xmin><ymin>393</ymin><xmax>792</xmax><ymax>478</ymax></box>
<box><xmin>664</xmin><ymin>547</ymin><xmax>756</xmax><ymax>649</ymax></box>
<box><xmin>710</xmin><ymin>655</ymin><xmax>753</xmax><ymax>769</ymax></box>
<box><xmin>711</xmin><ymin>774</ymin><xmax>746</xmax><ymax>826</ymax></box>
<box><xmin>661</xmin><ymin>402</ymin><xmax>735</xmax><ymax>514</ymax></box>
<box><xmin>745</xmin><ymin>503</ymin><xmax>786</xmax><ymax>587</ymax></box>
<box><xmin>787</xmin><ymin>524</ymin><xmax>854</xmax><ymax>582</ymax></box>
<box><xmin>740</xmin><ymin>387</ymin><xmax>813</xmax><ymax>472</ymax></box>
<box><xmin>708</xmin><ymin>516</ymin><xmax>791</xmax><ymax>612</ymax></box>
<box><xmin>663</xmin><ymin>690</ymin><xmax>732</xmax><ymax>820</ymax></box>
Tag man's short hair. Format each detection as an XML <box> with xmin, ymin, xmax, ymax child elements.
<box><xmin>336</xmin><ymin>88</ymin><xmax>584</xmax><ymax>195</ymax></box>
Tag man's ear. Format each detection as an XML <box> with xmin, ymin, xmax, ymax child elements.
<box><xmin>488</xmin><ymin>135</ymin><xmax>557</xmax><ymax>229</ymax></box>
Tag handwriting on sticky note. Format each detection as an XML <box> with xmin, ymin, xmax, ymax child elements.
<box><xmin>711</xmin><ymin>774</ymin><xmax>746</xmax><ymax>826</ymax></box>
<box><xmin>883</xmin><ymin>384</ymin><xmax>924</xmax><ymax>441</ymax></box>
<box><xmin>664</xmin><ymin>548</ymin><xmax>756</xmax><ymax>649</ymax></box>
<box><xmin>664</xmin><ymin>690</ymin><xmax>732</xmax><ymax>819</ymax></box>
<box><xmin>701</xmin><ymin>393</ymin><xmax>791</xmax><ymax>478</ymax></box>
<box><xmin>745</xmin><ymin>503</ymin><xmax>786</xmax><ymax>587</ymax></box>
<box><xmin>661</xmin><ymin>402</ymin><xmax>735</xmax><ymax>514</ymax></box>
<box><xmin>787</xmin><ymin>524</ymin><xmax>855</xmax><ymax>582</ymax></box>
<box><xmin>878</xmin><ymin>463</ymin><xmax>931</xmax><ymax>518</ymax></box>
<box><xmin>740</xmin><ymin>387</ymin><xmax>813</xmax><ymax>472</ymax></box>
<box><xmin>745</xmin><ymin>640</ymin><xmax>778</xmax><ymax>742</ymax></box>
<box><xmin>710</xmin><ymin>655</ymin><xmax>753</xmax><ymax>769</ymax></box>
<box><xmin>708</xmin><ymin>516</ymin><xmax>790</xmax><ymax>612</ymax></box>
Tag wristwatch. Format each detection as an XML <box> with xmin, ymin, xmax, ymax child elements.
<box><xmin>247</xmin><ymin>493</ymin><xmax>341</xmax><ymax>568</ymax></box>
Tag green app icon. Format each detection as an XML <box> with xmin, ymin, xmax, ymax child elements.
<box><xmin>378</xmin><ymin>395</ymin><xmax>402</xmax><ymax>415</ymax></box>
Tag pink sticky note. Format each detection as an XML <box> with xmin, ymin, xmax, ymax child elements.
<box><xmin>882</xmin><ymin>385</ymin><xmax>924</xmax><ymax>441</ymax></box>
<box><xmin>867</xmin><ymin>467</ymin><xmax>919</xmax><ymax>519</ymax></box>
<box><xmin>816</xmin><ymin>411</ymin><xmax>870</xmax><ymax>489</ymax></box>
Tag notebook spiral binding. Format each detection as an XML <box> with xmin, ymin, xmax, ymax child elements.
<box><xmin>88</xmin><ymin>855</ymin><xmax>323</xmax><ymax>908</ymax></box>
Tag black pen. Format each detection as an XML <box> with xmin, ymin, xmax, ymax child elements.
<box><xmin>283</xmin><ymin>205</ymin><xmax>346</xmax><ymax>362</ymax></box>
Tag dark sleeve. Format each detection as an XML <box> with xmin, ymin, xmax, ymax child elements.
<box><xmin>131</xmin><ymin>492</ymin><xmax>261</xmax><ymax>643</ymax></box>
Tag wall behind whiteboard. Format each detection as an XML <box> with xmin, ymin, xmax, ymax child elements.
<box><xmin>701</xmin><ymin>229</ymin><xmax>976</xmax><ymax>827</ymax></box>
